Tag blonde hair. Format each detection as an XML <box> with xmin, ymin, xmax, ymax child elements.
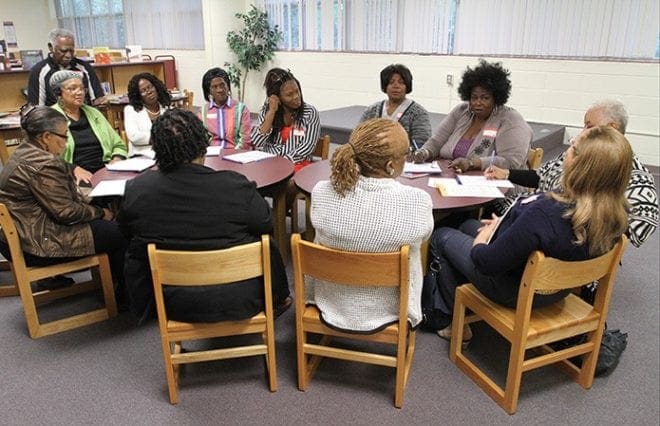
<box><xmin>330</xmin><ymin>118</ymin><xmax>406</xmax><ymax>196</ymax></box>
<box><xmin>549</xmin><ymin>126</ymin><xmax>632</xmax><ymax>256</ymax></box>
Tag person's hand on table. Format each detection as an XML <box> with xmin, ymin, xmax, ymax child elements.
<box><xmin>484</xmin><ymin>165</ymin><xmax>509</xmax><ymax>180</ymax></box>
<box><xmin>409</xmin><ymin>148</ymin><xmax>430</xmax><ymax>163</ymax></box>
<box><xmin>449</xmin><ymin>157</ymin><xmax>471</xmax><ymax>174</ymax></box>
<box><xmin>73</xmin><ymin>166</ymin><xmax>93</xmax><ymax>186</ymax></box>
<box><xmin>108</xmin><ymin>156</ymin><xmax>124</xmax><ymax>164</ymax></box>
<box><xmin>473</xmin><ymin>213</ymin><xmax>499</xmax><ymax>245</ymax></box>
<box><xmin>92</xmin><ymin>96</ymin><xmax>109</xmax><ymax>107</ymax></box>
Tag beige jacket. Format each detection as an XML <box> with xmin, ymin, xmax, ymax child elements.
<box><xmin>0</xmin><ymin>142</ymin><xmax>102</xmax><ymax>257</ymax></box>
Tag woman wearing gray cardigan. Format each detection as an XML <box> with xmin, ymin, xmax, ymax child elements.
<box><xmin>412</xmin><ymin>60</ymin><xmax>532</xmax><ymax>173</ymax></box>
<box><xmin>360</xmin><ymin>64</ymin><xmax>431</xmax><ymax>149</ymax></box>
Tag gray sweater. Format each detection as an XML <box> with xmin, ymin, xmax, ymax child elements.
<box><xmin>360</xmin><ymin>100</ymin><xmax>432</xmax><ymax>147</ymax></box>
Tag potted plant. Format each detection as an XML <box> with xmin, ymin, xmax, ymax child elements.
<box><xmin>225</xmin><ymin>5</ymin><xmax>283</xmax><ymax>102</ymax></box>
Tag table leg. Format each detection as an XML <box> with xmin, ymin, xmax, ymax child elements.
<box><xmin>272</xmin><ymin>187</ymin><xmax>288</xmax><ymax>263</ymax></box>
<box><xmin>303</xmin><ymin>194</ymin><xmax>315</xmax><ymax>241</ymax></box>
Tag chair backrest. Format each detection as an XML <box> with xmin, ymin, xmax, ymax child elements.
<box><xmin>516</xmin><ymin>236</ymin><xmax>627</xmax><ymax>316</ymax></box>
<box><xmin>148</xmin><ymin>236</ymin><xmax>270</xmax><ymax>288</ymax></box>
<box><xmin>313</xmin><ymin>135</ymin><xmax>330</xmax><ymax>160</ymax></box>
<box><xmin>291</xmin><ymin>234</ymin><xmax>409</xmax><ymax>324</ymax></box>
<box><xmin>182</xmin><ymin>90</ymin><xmax>194</xmax><ymax>109</ymax></box>
<box><xmin>0</xmin><ymin>203</ymin><xmax>27</xmax><ymax>271</ymax></box>
<box><xmin>527</xmin><ymin>147</ymin><xmax>543</xmax><ymax>170</ymax></box>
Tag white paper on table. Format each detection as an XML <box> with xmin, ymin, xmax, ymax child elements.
<box><xmin>105</xmin><ymin>158</ymin><xmax>155</xmax><ymax>172</ymax></box>
<box><xmin>206</xmin><ymin>146</ymin><xmax>222</xmax><ymax>156</ymax></box>
<box><xmin>456</xmin><ymin>175</ymin><xmax>514</xmax><ymax>188</ymax></box>
<box><xmin>404</xmin><ymin>161</ymin><xmax>442</xmax><ymax>174</ymax></box>
<box><xmin>427</xmin><ymin>177</ymin><xmax>504</xmax><ymax>198</ymax></box>
<box><xmin>89</xmin><ymin>180</ymin><xmax>126</xmax><ymax>197</ymax></box>
<box><xmin>132</xmin><ymin>147</ymin><xmax>155</xmax><ymax>159</ymax></box>
<box><xmin>223</xmin><ymin>151</ymin><xmax>276</xmax><ymax>164</ymax></box>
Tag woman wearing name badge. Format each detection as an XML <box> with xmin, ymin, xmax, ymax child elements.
<box><xmin>0</xmin><ymin>105</ymin><xmax>127</xmax><ymax>295</ymax></box>
<box><xmin>200</xmin><ymin>67</ymin><xmax>252</xmax><ymax>150</ymax></box>
<box><xmin>49</xmin><ymin>70</ymin><xmax>127</xmax><ymax>185</ymax></box>
<box><xmin>411</xmin><ymin>60</ymin><xmax>531</xmax><ymax>174</ymax></box>
<box><xmin>124</xmin><ymin>73</ymin><xmax>171</xmax><ymax>157</ymax></box>
<box><xmin>117</xmin><ymin>109</ymin><xmax>291</xmax><ymax>323</ymax></box>
<box><xmin>251</xmin><ymin>68</ymin><xmax>320</xmax><ymax>172</ymax></box>
<box><xmin>423</xmin><ymin>126</ymin><xmax>631</xmax><ymax>343</ymax></box>
<box><xmin>360</xmin><ymin>64</ymin><xmax>431</xmax><ymax>149</ymax></box>
<box><xmin>309</xmin><ymin>118</ymin><xmax>434</xmax><ymax>332</ymax></box>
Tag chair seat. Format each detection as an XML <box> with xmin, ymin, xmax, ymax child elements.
<box><xmin>303</xmin><ymin>305</ymin><xmax>401</xmax><ymax>344</ymax></box>
<box><xmin>460</xmin><ymin>284</ymin><xmax>600</xmax><ymax>348</ymax></box>
<box><xmin>166</xmin><ymin>312</ymin><xmax>268</xmax><ymax>340</ymax></box>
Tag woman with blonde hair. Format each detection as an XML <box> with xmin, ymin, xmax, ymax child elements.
<box><xmin>309</xmin><ymin>118</ymin><xmax>434</xmax><ymax>332</ymax></box>
<box><xmin>425</xmin><ymin>126</ymin><xmax>631</xmax><ymax>342</ymax></box>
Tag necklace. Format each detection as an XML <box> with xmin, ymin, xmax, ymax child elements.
<box><xmin>146</xmin><ymin>105</ymin><xmax>160</xmax><ymax>116</ymax></box>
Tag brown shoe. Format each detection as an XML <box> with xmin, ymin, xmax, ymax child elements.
<box><xmin>437</xmin><ymin>323</ymin><xmax>472</xmax><ymax>344</ymax></box>
<box><xmin>274</xmin><ymin>296</ymin><xmax>293</xmax><ymax>318</ymax></box>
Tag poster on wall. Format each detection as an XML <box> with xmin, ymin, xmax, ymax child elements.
<box><xmin>3</xmin><ymin>21</ymin><xmax>17</xmax><ymax>48</ymax></box>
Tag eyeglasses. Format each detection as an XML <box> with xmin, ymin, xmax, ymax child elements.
<box><xmin>139</xmin><ymin>85</ymin><xmax>155</xmax><ymax>96</ymax></box>
<box><xmin>49</xmin><ymin>130</ymin><xmax>69</xmax><ymax>139</ymax></box>
<box><xmin>63</xmin><ymin>86</ymin><xmax>86</xmax><ymax>94</ymax></box>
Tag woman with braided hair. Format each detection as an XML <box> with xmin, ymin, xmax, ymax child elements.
<box><xmin>309</xmin><ymin>118</ymin><xmax>434</xmax><ymax>332</ymax></box>
<box><xmin>117</xmin><ymin>108</ymin><xmax>291</xmax><ymax>324</ymax></box>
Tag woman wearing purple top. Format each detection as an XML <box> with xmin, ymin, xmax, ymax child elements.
<box><xmin>411</xmin><ymin>60</ymin><xmax>531</xmax><ymax>174</ymax></box>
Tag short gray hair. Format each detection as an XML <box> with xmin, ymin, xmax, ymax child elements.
<box><xmin>48</xmin><ymin>28</ymin><xmax>75</xmax><ymax>46</ymax></box>
<box><xmin>589</xmin><ymin>99</ymin><xmax>628</xmax><ymax>135</ymax></box>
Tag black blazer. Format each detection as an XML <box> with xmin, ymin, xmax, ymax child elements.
<box><xmin>117</xmin><ymin>163</ymin><xmax>288</xmax><ymax>322</ymax></box>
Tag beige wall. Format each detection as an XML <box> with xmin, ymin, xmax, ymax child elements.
<box><xmin>0</xmin><ymin>0</ymin><xmax>56</xmax><ymax>53</ymax></box>
<box><xmin>2</xmin><ymin>0</ymin><xmax>658</xmax><ymax>165</ymax></box>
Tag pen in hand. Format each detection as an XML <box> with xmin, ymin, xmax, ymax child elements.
<box><xmin>487</xmin><ymin>150</ymin><xmax>496</xmax><ymax>170</ymax></box>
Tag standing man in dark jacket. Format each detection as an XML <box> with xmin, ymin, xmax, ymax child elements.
<box><xmin>27</xmin><ymin>28</ymin><xmax>106</xmax><ymax>107</ymax></box>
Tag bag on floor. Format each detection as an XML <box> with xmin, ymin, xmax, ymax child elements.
<box><xmin>420</xmin><ymin>260</ymin><xmax>450</xmax><ymax>332</ymax></box>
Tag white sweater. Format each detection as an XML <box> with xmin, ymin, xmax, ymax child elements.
<box><xmin>310</xmin><ymin>176</ymin><xmax>434</xmax><ymax>332</ymax></box>
<box><xmin>123</xmin><ymin>104</ymin><xmax>168</xmax><ymax>157</ymax></box>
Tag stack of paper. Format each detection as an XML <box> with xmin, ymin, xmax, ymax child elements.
<box><xmin>428</xmin><ymin>177</ymin><xmax>504</xmax><ymax>198</ymax></box>
<box><xmin>105</xmin><ymin>158</ymin><xmax>155</xmax><ymax>172</ymax></box>
<box><xmin>223</xmin><ymin>151</ymin><xmax>276</xmax><ymax>164</ymax></box>
<box><xmin>206</xmin><ymin>146</ymin><xmax>222</xmax><ymax>156</ymax></box>
<box><xmin>89</xmin><ymin>180</ymin><xmax>127</xmax><ymax>197</ymax></box>
<box><xmin>403</xmin><ymin>161</ymin><xmax>442</xmax><ymax>174</ymax></box>
<box><xmin>456</xmin><ymin>175</ymin><xmax>514</xmax><ymax>188</ymax></box>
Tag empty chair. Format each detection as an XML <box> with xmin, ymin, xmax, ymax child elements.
<box><xmin>449</xmin><ymin>236</ymin><xmax>627</xmax><ymax>414</ymax></box>
<box><xmin>291</xmin><ymin>234</ymin><xmax>415</xmax><ymax>408</ymax></box>
<box><xmin>147</xmin><ymin>235</ymin><xmax>277</xmax><ymax>404</ymax></box>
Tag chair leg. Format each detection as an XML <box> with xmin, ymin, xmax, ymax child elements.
<box><xmin>163</xmin><ymin>338</ymin><xmax>179</xmax><ymax>404</ymax></box>
<box><xmin>576</xmin><ymin>329</ymin><xmax>602</xmax><ymax>389</ymax></box>
<box><xmin>394</xmin><ymin>329</ymin><xmax>415</xmax><ymax>408</ymax></box>
<box><xmin>264</xmin><ymin>319</ymin><xmax>278</xmax><ymax>392</ymax></box>
<box><xmin>296</xmin><ymin>327</ymin><xmax>309</xmax><ymax>391</ymax></box>
<box><xmin>94</xmin><ymin>256</ymin><xmax>118</xmax><ymax>317</ymax></box>
<box><xmin>502</xmin><ymin>337</ymin><xmax>526</xmax><ymax>414</ymax></box>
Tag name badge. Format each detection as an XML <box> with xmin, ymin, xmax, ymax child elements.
<box><xmin>521</xmin><ymin>194</ymin><xmax>540</xmax><ymax>204</ymax></box>
<box><xmin>292</xmin><ymin>128</ymin><xmax>305</xmax><ymax>137</ymax></box>
<box><xmin>483</xmin><ymin>128</ymin><xmax>497</xmax><ymax>138</ymax></box>
<box><xmin>206</xmin><ymin>113</ymin><xmax>217</xmax><ymax>119</ymax></box>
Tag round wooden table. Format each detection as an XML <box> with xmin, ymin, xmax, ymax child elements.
<box><xmin>293</xmin><ymin>159</ymin><xmax>500</xmax><ymax>240</ymax></box>
<box><xmin>92</xmin><ymin>149</ymin><xmax>294</xmax><ymax>259</ymax></box>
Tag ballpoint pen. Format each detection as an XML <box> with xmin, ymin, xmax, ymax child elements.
<box><xmin>487</xmin><ymin>150</ymin><xmax>496</xmax><ymax>170</ymax></box>
<box><xmin>411</xmin><ymin>138</ymin><xmax>419</xmax><ymax>151</ymax></box>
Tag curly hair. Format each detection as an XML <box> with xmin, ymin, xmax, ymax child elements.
<box><xmin>151</xmin><ymin>108</ymin><xmax>211</xmax><ymax>173</ymax></box>
<box><xmin>331</xmin><ymin>118</ymin><xmax>407</xmax><ymax>197</ymax></box>
<box><xmin>202</xmin><ymin>67</ymin><xmax>231</xmax><ymax>102</ymax></box>
<box><xmin>549</xmin><ymin>126</ymin><xmax>632</xmax><ymax>256</ymax></box>
<box><xmin>588</xmin><ymin>99</ymin><xmax>628</xmax><ymax>135</ymax></box>
<box><xmin>457</xmin><ymin>59</ymin><xmax>512</xmax><ymax>105</ymax></box>
<box><xmin>380</xmin><ymin>64</ymin><xmax>413</xmax><ymax>94</ymax></box>
<box><xmin>127</xmin><ymin>73</ymin><xmax>171</xmax><ymax>112</ymax></box>
<box><xmin>20</xmin><ymin>104</ymin><xmax>67</xmax><ymax>142</ymax></box>
<box><xmin>263</xmin><ymin>67</ymin><xmax>305</xmax><ymax>134</ymax></box>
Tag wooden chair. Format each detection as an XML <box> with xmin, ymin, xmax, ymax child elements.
<box><xmin>147</xmin><ymin>235</ymin><xmax>277</xmax><ymax>404</ymax></box>
<box><xmin>449</xmin><ymin>236</ymin><xmax>628</xmax><ymax>414</ymax></box>
<box><xmin>290</xmin><ymin>234</ymin><xmax>415</xmax><ymax>408</ymax></box>
<box><xmin>0</xmin><ymin>203</ymin><xmax>117</xmax><ymax>338</ymax></box>
<box><xmin>527</xmin><ymin>147</ymin><xmax>543</xmax><ymax>170</ymax></box>
<box><xmin>291</xmin><ymin>135</ymin><xmax>330</xmax><ymax>239</ymax></box>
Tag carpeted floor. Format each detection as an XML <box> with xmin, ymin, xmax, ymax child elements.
<box><xmin>0</xmin><ymin>172</ymin><xmax>657</xmax><ymax>425</ymax></box>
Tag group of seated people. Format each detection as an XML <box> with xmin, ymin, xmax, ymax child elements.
<box><xmin>0</xmin><ymin>49</ymin><xmax>657</xmax><ymax>347</ymax></box>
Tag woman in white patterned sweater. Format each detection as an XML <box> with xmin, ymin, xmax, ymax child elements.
<box><xmin>310</xmin><ymin>118</ymin><xmax>434</xmax><ymax>332</ymax></box>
